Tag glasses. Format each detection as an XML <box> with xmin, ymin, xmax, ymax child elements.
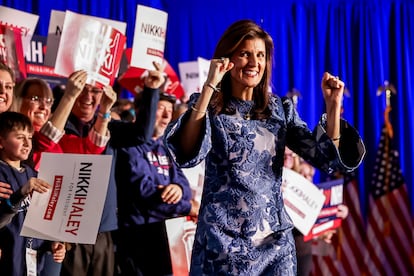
<box><xmin>83</xmin><ymin>85</ymin><xmax>103</xmax><ymax>94</ymax></box>
<box><xmin>0</xmin><ymin>80</ymin><xmax>15</xmax><ymax>92</ymax></box>
<box><xmin>26</xmin><ymin>95</ymin><xmax>54</xmax><ymax>107</ymax></box>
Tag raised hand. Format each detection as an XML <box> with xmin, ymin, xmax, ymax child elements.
<box><xmin>144</xmin><ymin>61</ymin><xmax>166</xmax><ymax>89</ymax></box>
<box><xmin>65</xmin><ymin>70</ymin><xmax>88</xmax><ymax>99</ymax></box>
<box><xmin>321</xmin><ymin>72</ymin><xmax>344</xmax><ymax>110</ymax></box>
<box><xmin>205</xmin><ymin>57</ymin><xmax>234</xmax><ymax>87</ymax></box>
<box><xmin>99</xmin><ymin>85</ymin><xmax>118</xmax><ymax>113</ymax></box>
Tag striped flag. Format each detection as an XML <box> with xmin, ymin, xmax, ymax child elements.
<box><xmin>364</xmin><ymin>126</ymin><xmax>414</xmax><ymax>275</ymax></box>
<box><xmin>311</xmin><ymin>174</ymin><xmax>368</xmax><ymax>275</ymax></box>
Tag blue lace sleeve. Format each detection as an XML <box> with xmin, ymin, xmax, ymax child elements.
<box><xmin>164</xmin><ymin>93</ymin><xmax>212</xmax><ymax>168</ymax></box>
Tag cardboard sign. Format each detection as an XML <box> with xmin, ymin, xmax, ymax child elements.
<box><xmin>53</xmin><ymin>11</ymin><xmax>126</xmax><ymax>87</ymax></box>
<box><xmin>130</xmin><ymin>5</ymin><xmax>168</xmax><ymax>70</ymax></box>
<box><xmin>178</xmin><ymin>57</ymin><xmax>211</xmax><ymax>98</ymax></box>
<box><xmin>282</xmin><ymin>167</ymin><xmax>326</xmax><ymax>235</ymax></box>
<box><xmin>0</xmin><ymin>24</ymin><xmax>26</xmax><ymax>81</ymax></box>
<box><xmin>0</xmin><ymin>5</ymin><xmax>39</xmax><ymax>54</ymax></box>
<box><xmin>44</xmin><ymin>10</ymin><xmax>126</xmax><ymax>68</ymax></box>
<box><xmin>21</xmin><ymin>153</ymin><xmax>112</xmax><ymax>244</ymax></box>
<box><xmin>165</xmin><ymin>217</ymin><xmax>197</xmax><ymax>275</ymax></box>
<box><xmin>25</xmin><ymin>35</ymin><xmax>67</xmax><ymax>88</ymax></box>
<box><xmin>303</xmin><ymin>178</ymin><xmax>344</xmax><ymax>241</ymax></box>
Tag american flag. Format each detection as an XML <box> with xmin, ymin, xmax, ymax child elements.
<box><xmin>311</xmin><ymin>175</ymin><xmax>368</xmax><ymax>275</ymax></box>
<box><xmin>364</xmin><ymin>126</ymin><xmax>414</xmax><ymax>275</ymax></box>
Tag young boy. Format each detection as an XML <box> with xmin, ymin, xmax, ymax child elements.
<box><xmin>0</xmin><ymin>111</ymin><xmax>65</xmax><ymax>275</ymax></box>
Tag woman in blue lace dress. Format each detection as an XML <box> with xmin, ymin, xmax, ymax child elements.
<box><xmin>165</xmin><ymin>19</ymin><xmax>365</xmax><ymax>275</ymax></box>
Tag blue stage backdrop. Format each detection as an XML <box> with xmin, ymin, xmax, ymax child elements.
<box><xmin>1</xmin><ymin>0</ymin><xmax>413</xmax><ymax>216</ymax></box>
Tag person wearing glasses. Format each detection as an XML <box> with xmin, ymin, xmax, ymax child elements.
<box><xmin>13</xmin><ymin>78</ymin><xmax>54</xmax><ymax>132</ymax></box>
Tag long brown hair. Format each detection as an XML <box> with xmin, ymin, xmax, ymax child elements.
<box><xmin>210</xmin><ymin>20</ymin><xmax>273</xmax><ymax>119</ymax></box>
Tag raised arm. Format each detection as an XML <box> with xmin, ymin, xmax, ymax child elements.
<box><xmin>321</xmin><ymin>72</ymin><xmax>344</xmax><ymax>148</ymax></box>
<box><xmin>109</xmin><ymin>62</ymin><xmax>165</xmax><ymax>147</ymax></box>
<box><xmin>49</xmin><ymin>70</ymin><xmax>87</xmax><ymax>131</ymax></box>
<box><xmin>175</xmin><ymin>57</ymin><xmax>234</xmax><ymax>159</ymax></box>
<box><xmin>94</xmin><ymin>85</ymin><xmax>117</xmax><ymax>135</ymax></box>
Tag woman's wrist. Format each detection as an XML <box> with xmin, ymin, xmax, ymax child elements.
<box><xmin>203</xmin><ymin>82</ymin><xmax>220</xmax><ymax>93</ymax></box>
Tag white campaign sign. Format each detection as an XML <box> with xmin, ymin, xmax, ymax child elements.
<box><xmin>44</xmin><ymin>9</ymin><xmax>126</xmax><ymax>67</ymax></box>
<box><xmin>0</xmin><ymin>5</ymin><xmax>39</xmax><ymax>54</ymax></box>
<box><xmin>281</xmin><ymin>167</ymin><xmax>326</xmax><ymax>235</ymax></box>
<box><xmin>130</xmin><ymin>5</ymin><xmax>168</xmax><ymax>70</ymax></box>
<box><xmin>21</xmin><ymin>153</ymin><xmax>112</xmax><ymax>244</ymax></box>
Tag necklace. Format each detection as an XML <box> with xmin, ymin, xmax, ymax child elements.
<box><xmin>244</xmin><ymin>104</ymin><xmax>254</xmax><ymax>120</ymax></box>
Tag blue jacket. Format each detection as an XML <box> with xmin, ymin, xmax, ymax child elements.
<box><xmin>115</xmin><ymin>136</ymin><xmax>192</xmax><ymax>227</ymax></box>
<box><xmin>0</xmin><ymin>162</ymin><xmax>48</xmax><ymax>275</ymax></box>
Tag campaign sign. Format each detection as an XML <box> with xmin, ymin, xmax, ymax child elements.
<box><xmin>165</xmin><ymin>217</ymin><xmax>197</xmax><ymax>275</ymax></box>
<box><xmin>178</xmin><ymin>57</ymin><xmax>210</xmax><ymax>98</ymax></box>
<box><xmin>54</xmin><ymin>11</ymin><xmax>126</xmax><ymax>87</ymax></box>
<box><xmin>0</xmin><ymin>24</ymin><xmax>26</xmax><ymax>81</ymax></box>
<box><xmin>44</xmin><ymin>10</ymin><xmax>126</xmax><ymax>68</ymax></box>
<box><xmin>282</xmin><ymin>167</ymin><xmax>325</xmax><ymax>235</ymax></box>
<box><xmin>25</xmin><ymin>35</ymin><xmax>67</xmax><ymax>88</ymax></box>
<box><xmin>303</xmin><ymin>178</ymin><xmax>344</xmax><ymax>241</ymax></box>
<box><xmin>130</xmin><ymin>5</ymin><xmax>168</xmax><ymax>70</ymax></box>
<box><xmin>0</xmin><ymin>5</ymin><xmax>39</xmax><ymax>54</ymax></box>
<box><xmin>21</xmin><ymin>153</ymin><xmax>112</xmax><ymax>244</ymax></box>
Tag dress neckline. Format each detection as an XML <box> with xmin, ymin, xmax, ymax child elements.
<box><xmin>229</xmin><ymin>97</ymin><xmax>254</xmax><ymax>120</ymax></box>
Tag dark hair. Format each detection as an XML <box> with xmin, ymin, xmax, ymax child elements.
<box><xmin>0</xmin><ymin>62</ymin><xmax>15</xmax><ymax>82</ymax></box>
<box><xmin>134</xmin><ymin>91</ymin><xmax>176</xmax><ymax>108</ymax></box>
<box><xmin>210</xmin><ymin>19</ymin><xmax>273</xmax><ymax>119</ymax></box>
<box><xmin>0</xmin><ymin>111</ymin><xmax>33</xmax><ymax>138</ymax></box>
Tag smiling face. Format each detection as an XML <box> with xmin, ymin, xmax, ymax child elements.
<box><xmin>71</xmin><ymin>85</ymin><xmax>103</xmax><ymax>123</ymax></box>
<box><xmin>20</xmin><ymin>83</ymin><xmax>53</xmax><ymax>131</ymax></box>
<box><xmin>229</xmin><ymin>38</ymin><xmax>266</xmax><ymax>94</ymax></box>
<box><xmin>0</xmin><ymin>69</ymin><xmax>15</xmax><ymax>113</ymax></box>
<box><xmin>0</xmin><ymin>127</ymin><xmax>33</xmax><ymax>166</ymax></box>
<box><xmin>153</xmin><ymin>100</ymin><xmax>173</xmax><ymax>139</ymax></box>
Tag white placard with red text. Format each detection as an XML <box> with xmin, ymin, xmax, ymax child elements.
<box><xmin>21</xmin><ymin>153</ymin><xmax>112</xmax><ymax>244</ymax></box>
<box><xmin>0</xmin><ymin>5</ymin><xmax>39</xmax><ymax>54</ymax></box>
<box><xmin>53</xmin><ymin>11</ymin><xmax>126</xmax><ymax>87</ymax></box>
<box><xmin>165</xmin><ymin>217</ymin><xmax>197</xmax><ymax>275</ymax></box>
<box><xmin>130</xmin><ymin>5</ymin><xmax>168</xmax><ymax>70</ymax></box>
<box><xmin>44</xmin><ymin>9</ymin><xmax>126</xmax><ymax>68</ymax></box>
<box><xmin>282</xmin><ymin>167</ymin><xmax>326</xmax><ymax>235</ymax></box>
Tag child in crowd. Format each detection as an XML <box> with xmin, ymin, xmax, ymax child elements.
<box><xmin>0</xmin><ymin>111</ymin><xmax>65</xmax><ymax>275</ymax></box>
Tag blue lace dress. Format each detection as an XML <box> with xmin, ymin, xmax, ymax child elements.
<box><xmin>165</xmin><ymin>93</ymin><xmax>365</xmax><ymax>276</ymax></box>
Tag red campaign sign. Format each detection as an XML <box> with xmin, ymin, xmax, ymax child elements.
<box><xmin>54</xmin><ymin>11</ymin><xmax>126</xmax><ymax>88</ymax></box>
<box><xmin>0</xmin><ymin>24</ymin><xmax>26</xmax><ymax>81</ymax></box>
<box><xmin>117</xmin><ymin>48</ymin><xmax>185</xmax><ymax>100</ymax></box>
<box><xmin>303</xmin><ymin>179</ymin><xmax>344</xmax><ymax>241</ymax></box>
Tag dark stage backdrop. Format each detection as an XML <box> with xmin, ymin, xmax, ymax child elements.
<box><xmin>1</xmin><ymin>0</ymin><xmax>413</xmax><ymax>216</ymax></box>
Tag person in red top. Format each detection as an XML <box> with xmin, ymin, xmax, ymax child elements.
<box><xmin>33</xmin><ymin>70</ymin><xmax>117</xmax><ymax>168</ymax></box>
